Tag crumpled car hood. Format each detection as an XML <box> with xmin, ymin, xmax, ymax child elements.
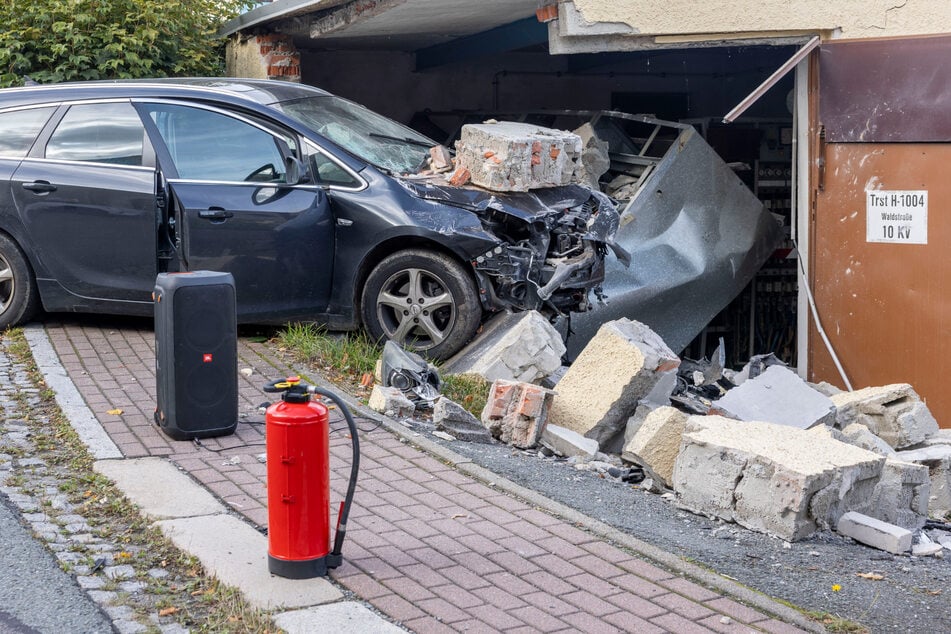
<box><xmin>397</xmin><ymin>178</ymin><xmax>624</xmax><ymax>251</ymax></box>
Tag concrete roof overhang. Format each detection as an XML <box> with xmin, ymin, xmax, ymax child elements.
<box><xmin>221</xmin><ymin>0</ymin><xmax>542</xmax><ymax>50</ymax></box>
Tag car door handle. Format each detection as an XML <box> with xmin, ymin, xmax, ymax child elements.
<box><xmin>198</xmin><ymin>208</ymin><xmax>233</xmax><ymax>221</ymax></box>
<box><xmin>22</xmin><ymin>181</ymin><xmax>57</xmax><ymax>194</ymax></box>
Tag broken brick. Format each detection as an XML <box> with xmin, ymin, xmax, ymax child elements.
<box><xmin>481</xmin><ymin>380</ymin><xmax>555</xmax><ymax>449</ymax></box>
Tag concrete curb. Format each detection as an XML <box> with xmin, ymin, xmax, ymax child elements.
<box><xmin>278</xmin><ymin>358</ymin><xmax>824</xmax><ymax>634</ymax></box>
<box><xmin>23</xmin><ymin>325</ymin><xmax>392</xmax><ymax>631</ymax></box>
<box><xmin>24</xmin><ymin>324</ymin><xmax>121</xmax><ymax>460</ymax></box>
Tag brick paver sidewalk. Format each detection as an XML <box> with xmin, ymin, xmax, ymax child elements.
<box><xmin>43</xmin><ymin>318</ymin><xmax>811</xmax><ymax>633</ymax></box>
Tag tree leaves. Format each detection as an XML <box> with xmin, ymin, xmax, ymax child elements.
<box><xmin>0</xmin><ymin>0</ymin><xmax>255</xmax><ymax>88</ymax></box>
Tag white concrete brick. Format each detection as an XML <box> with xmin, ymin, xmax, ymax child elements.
<box><xmin>831</xmin><ymin>384</ymin><xmax>939</xmax><ymax>449</ymax></box>
<box><xmin>836</xmin><ymin>511</ymin><xmax>912</xmax><ymax>554</ymax></box>
<box><xmin>540</xmin><ymin>424</ymin><xmax>598</xmax><ymax>458</ymax></box>
<box><xmin>621</xmin><ymin>407</ymin><xmax>688</xmax><ymax>489</ymax></box>
<box><xmin>454</xmin><ymin>122</ymin><xmax>583</xmax><ymax>192</ymax></box>
<box><xmin>548</xmin><ymin>318</ymin><xmax>679</xmax><ymax>447</ymax></box>
<box><xmin>673</xmin><ymin>416</ymin><xmax>885</xmax><ymax>541</ymax></box>
<box><xmin>367</xmin><ymin>385</ymin><xmax>415</xmax><ymax>418</ymax></box>
<box><xmin>442</xmin><ymin>311</ymin><xmax>565</xmax><ymax>384</ymax></box>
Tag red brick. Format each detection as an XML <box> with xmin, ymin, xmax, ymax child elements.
<box><xmin>653</xmin><ymin>592</ymin><xmax>716</xmax><ymax>620</ymax></box>
<box><xmin>605</xmin><ymin>610</ymin><xmax>666</xmax><ymax>633</ymax></box>
<box><xmin>660</xmin><ymin>577</ymin><xmax>721</xmax><ymax>602</ymax></box>
<box><xmin>401</xmin><ymin>616</ymin><xmax>456</xmax><ymax>634</ymax></box>
<box><xmin>561</xmin><ymin>590</ymin><xmax>618</xmax><ymax>616</ymax></box>
<box><xmin>535</xmin><ymin>4</ymin><xmax>558</xmax><ymax>23</ymax></box>
<box><xmin>651</xmin><ymin>612</ymin><xmax>718</xmax><ymax>634</ymax></box>
<box><xmin>704</xmin><ymin>596</ymin><xmax>770</xmax><ymax>625</ymax></box>
<box><xmin>757</xmin><ymin>619</ymin><xmax>812</xmax><ymax>634</ymax></box>
<box><xmin>381</xmin><ymin>577</ymin><xmax>434</xmax><ymax>602</ymax></box>
<box><xmin>509</xmin><ymin>605</ymin><xmax>569</xmax><ymax>632</ymax></box>
<box><xmin>372</xmin><ymin>594</ymin><xmax>426</xmax><ymax>622</ymax></box>
<box><xmin>611</xmin><ymin>573</ymin><xmax>667</xmax><ymax>599</ymax></box>
<box><xmin>617</xmin><ymin>557</ymin><xmax>676</xmax><ymax>581</ymax></box>
<box><xmin>468</xmin><ymin>604</ymin><xmax>527</xmax><ymax>630</ymax></box>
<box><xmin>562</xmin><ymin>612</ymin><xmax>624</xmax><ymax>634</ymax></box>
<box><xmin>415</xmin><ymin>597</ymin><xmax>470</xmax><ymax>624</ymax></box>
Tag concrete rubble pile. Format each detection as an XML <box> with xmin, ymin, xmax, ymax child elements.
<box><xmin>372</xmin><ymin>314</ymin><xmax>950</xmax><ymax>554</ymax></box>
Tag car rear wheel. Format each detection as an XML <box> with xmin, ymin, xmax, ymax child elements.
<box><xmin>0</xmin><ymin>233</ymin><xmax>39</xmax><ymax>330</ymax></box>
<box><xmin>362</xmin><ymin>250</ymin><xmax>482</xmax><ymax>361</ymax></box>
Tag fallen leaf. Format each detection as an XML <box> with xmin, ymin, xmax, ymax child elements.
<box><xmin>832</xmin><ymin>584</ymin><xmax>842</xmax><ymax>592</ymax></box>
<box><xmin>106</xmin><ymin>408</ymin><xmax>123</xmax><ymax>415</ymax></box>
<box><xmin>158</xmin><ymin>607</ymin><xmax>179</xmax><ymax>617</ymax></box>
<box><xmin>856</xmin><ymin>572</ymin><xmax>885</xmax><ymax>581</ymax></box>
<box><xmin>360</xmin><ymin>373</ymin><xmax>374</xmax><ymax>387</ymax></box>
<box><xmin>191</xmin><ymin>590</ymin><xmax>203</xmax><ymax>596</ymax></box>
<box><xmin>926</xmin><ymin>589</ymin><xmax>942</xmax><ymax>595</ymax></box>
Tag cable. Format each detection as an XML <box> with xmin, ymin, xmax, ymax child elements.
<box><xmin>309</xmin><ymin>386</ymin><xmax>360</xmax><ymax>567</ymax></box>
<box><xmin>793</xmin><ymin>239</ymin><xmax>853</xmax><ymax>390</ymax></box>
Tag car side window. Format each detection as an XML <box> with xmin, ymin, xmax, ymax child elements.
<box><xmin>0</xmin><ymin>107</ymin><xmax>56</xmax><ymax>158</ymax></box>
<box><xmin>303</xmin><ymin>141</ymin><xmax>362</xmax><ymax>189</ymax></box>
<box><xmin>144</xmin><ymin>103</ymin><xmax>288</xmax><ymax>183</ymax></box>
<box><xmin>46</xmin><ymin>103</ymin><xmax>145</xmax><ymax>165</ymax></box>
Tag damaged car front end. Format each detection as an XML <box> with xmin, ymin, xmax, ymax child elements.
<box><xmin>398</xmin><ymin>178</ymin><xmax>627</xmax><ymax>323</ymax></box>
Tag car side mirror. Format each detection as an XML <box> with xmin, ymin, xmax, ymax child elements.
<box><xmin>284</xmin><ymin>156</ymin><xmax>305</xmax><ymax>186</ymax></box>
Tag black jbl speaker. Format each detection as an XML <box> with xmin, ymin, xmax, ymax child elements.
<box><xmin>154</xmin><ymin>271</ymin><xmax>238</xmax><ymax>440</ymax></box>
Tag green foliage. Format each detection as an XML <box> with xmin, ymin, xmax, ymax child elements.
<box><xmin>0</xmin><ymin>0</ymin><xmax>254</xmax><ymax>87</ymax></box>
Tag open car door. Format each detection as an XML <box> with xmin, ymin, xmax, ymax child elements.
<box><xmin>139</xmin><ymin>101</ymin><xmax>334</xmax><ymax>322</ymax></box>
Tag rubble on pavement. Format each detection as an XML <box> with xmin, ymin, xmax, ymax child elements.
<box><xmin>441</xmin><ymin>310</ymin><xmax>565</xmax><ymax>384</ymax></box>
<box><xmin>481</xmin><ymin>380</ymin><xmax>555</xmax><ymax>449</ymax></box>
<box><xmin>547</xmin><ymin>318</ymin><xmax>680</xmax><ymax>448</ymax></box>
<box><xmin>375</xmin><ymin>316</ymin><xmax>950</xmax><ymax>554</ymax></box>
<box><xmin>830</xmin><ymin>383</ymin><xmax>939</xmax><ymax>449</ymax></box>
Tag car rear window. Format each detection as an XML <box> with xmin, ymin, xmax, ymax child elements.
<box><xmin>45</xmin><ymin>102</ymin><xmax>145</xmax><ymax>166</ymax></box>
<box><xmin>0</xmin><ymin>107</ymin><xmax>56</xmax><ymax>158</ymax></box>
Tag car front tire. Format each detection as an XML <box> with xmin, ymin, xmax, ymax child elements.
<box><xmin>0</xmin><ymin>233</ymin><xmax>39</xmax><ymax>330</ymax></box>
<box><xmin>362</xmin><ymin>249</ymin><xmax>482</xmax><ymax>361</ymax></box>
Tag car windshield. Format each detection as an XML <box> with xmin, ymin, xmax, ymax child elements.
<box><xmin>277</xmin><ymin>95</ymin><xmax>435</xmax><ymax>174</ymax></box>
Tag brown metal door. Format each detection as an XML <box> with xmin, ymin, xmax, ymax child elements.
<box><xmin>811</xmin><ymin>36</ymin><xmax>951</xmax><ymax>427</ymax></box>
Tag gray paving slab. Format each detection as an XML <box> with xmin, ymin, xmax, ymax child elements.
<box><xmin>24</xmin><ymin>324</ymin><xmax>121</xmax><ymax>459</ymax></box>
<box><xmin>93</xmin><ymin>457</ymin><xmax>226</xmax><ymax>519</ymax></box>
<box><xmin>153</xmin><ymin>514</ymin><xmax>342</xmax><ymax>610</ymax></box>
<box><xmin>273</xmin><ymin>602</ymin><xmax>407</xmax><ymax>633</ymax></box>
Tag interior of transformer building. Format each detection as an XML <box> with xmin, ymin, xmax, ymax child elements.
<box><xmin>298</xmin><ymin>42</ymin><xmax>800</xmax><ymax>369</ymax></box>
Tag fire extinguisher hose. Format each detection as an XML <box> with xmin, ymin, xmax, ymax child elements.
<box><xmin>309</xmin><ymin>387</ymin><xmax>360</xmax><ymax>569</ymax></box>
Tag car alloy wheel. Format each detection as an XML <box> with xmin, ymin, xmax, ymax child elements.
<box><xmin>362</xmin><ymin>249</ymin><xmax>481</xmax><ymax>360</ymax></box>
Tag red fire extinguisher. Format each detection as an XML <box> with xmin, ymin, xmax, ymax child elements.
<box><xmin>263</xmin><ymin>376</ymin><xmax>360</xmax><ymax>579</ymax></box>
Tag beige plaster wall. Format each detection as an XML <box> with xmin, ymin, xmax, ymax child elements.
<box><xmin>225</xmin><ymin>37</ymin><xmax>267</xmax><ymax>79</ymax></box>
<box><xmin>571</xmin><ymin>0</ymin><xmax>951</xmax><ymax>39</ymax></box>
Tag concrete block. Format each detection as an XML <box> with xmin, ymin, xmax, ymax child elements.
<box><xmin>454</xmin><ymin>122</ymin><xmax>582</xmax><ymax>192</ymax></box>
<box><xmin>830</xmin><ymin>384</ymin><xmax>940</xmax><ymax>449</ymax></box>
<box><xmin>367</xmin><ymin>385</ymin><xmax>415</xmax><ymax>418</ymax></box>
<box><xmin>481</xmin><ymin>380</ymin><xmax>555</xmax><ymax>449</ymax></box>
<box><xmin>920</xmin><ymin>429</ymin><xmax>951</xmax><ymax>447</ymax></box>
<box><xmin>912</xmin><ymin>542</ymin><xmax>944</xmax><ymax>557</ymax></box>
<box><xmin>867</xmin><ymin>459</ymin><xmax>930</xmax><ymax>530</ymax></box>
<box><xmin>442</xmin><ymin>311</ymin><xmax>565</xmax><ymax>384</ymax></box>
<box><xmin>673</xmin><ymin>416</ymin><xmax>885</xmax><ymax>541</ymax></box>
<box><xmin>574</xmin><ymin>122</ymin><xmax>611</xmax><ymax>189</ymax></box>
<box><xmin>714</xmin><ymin>365</ymin><xmax>835</xmax><ymax>430</ymax></box>
<box><xmin>622</xmin><ymin>402</ymin><xmax>658</xmax><ymax>451</ymax></box>
<box><xmin>621</xmin><ymin>407</ymin><xmax>688</xmax><ymax>489</ymax></box>
<box><xmin>433</xmin><ymin>397</ymin><xmax>493</xmax><ymax>443</ymax></box>
<box><xmin>839</xmin><ymin>423</ymin><xmax>897</xmax><ymax>456</ymax></box>
<box><xmin>548</xmin><ymin>318</ymin><xmax>680</xmax><ymax>447</ymax></box>
<box><xmin>895</xmin><ymin>445</ymin><xmax>951</xmax><ymax>517</ymax></box>
<box><xmin>540</xmin><ymin>424</ymin><xmax>598</xmax><ymax>458</ymax></box>
<box><xmin>836</xmin><ymin>511</ymin><xmax>912</xmax><ymax>554</ymax></box>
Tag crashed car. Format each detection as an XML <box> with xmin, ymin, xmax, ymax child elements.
<box><xmin>0</xmin><ymin>79</ymin><xmax>621</xmax><ymax>359</ymax></box>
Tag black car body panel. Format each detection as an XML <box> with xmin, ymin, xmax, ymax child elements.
<box><xmin>0</xmin><ymin>78</ymin><xmax>623</xmax><ymax>355</ymax></box>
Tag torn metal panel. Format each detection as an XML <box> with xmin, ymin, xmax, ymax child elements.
<box><xmin>567</xmin><ymin>122</ymin><xmax>781</xmax><ymax>357</ymax></box>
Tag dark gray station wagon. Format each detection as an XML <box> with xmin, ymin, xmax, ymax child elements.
<box><xmin>0</xmin><ymin>79</ymin><xmax>622</xmax><ymax>359</ymax></box>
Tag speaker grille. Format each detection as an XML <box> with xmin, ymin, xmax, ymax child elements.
<box><xmin>155</xmin><ymin>273</ymin><xmax>237</xmax><ymax>440</ymax></box>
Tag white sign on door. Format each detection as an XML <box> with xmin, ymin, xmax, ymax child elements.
<box><xmin>866</xmin><ymin>190</ymin><xmax>928</xmax><ymax>244</ymax></box>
